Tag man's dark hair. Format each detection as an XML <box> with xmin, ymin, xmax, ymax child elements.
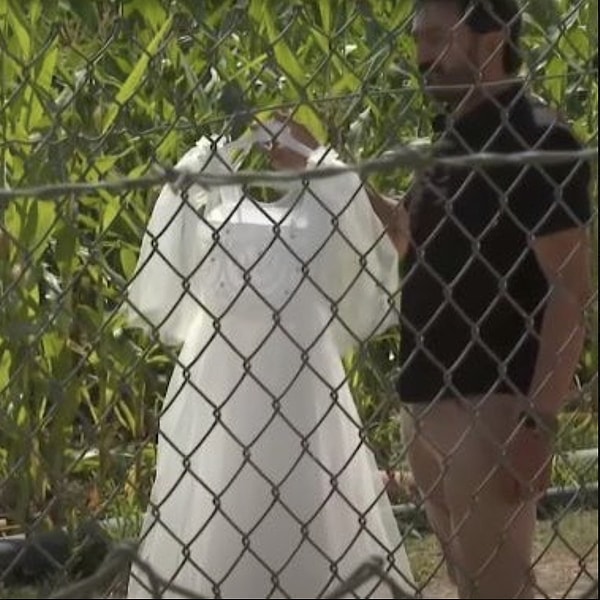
<box><xmin>415</xmin><ymin>0</ymin><xmax>523</xmax><ymax>74</ymax></box>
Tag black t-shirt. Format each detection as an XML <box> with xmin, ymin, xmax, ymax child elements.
<box><xmin>398</xmin><ymin>85</ymin><xmax>592</xmax><ymax>403</ymax></box>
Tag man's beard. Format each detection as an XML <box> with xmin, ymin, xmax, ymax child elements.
<box><xmin>422</xmin><ymin>68</ymin><xmax>479</xmax><ymax>107</ymax></box>
<box><xmin>420</xmin><ymin>43</ymin><xmax>481</xmax><ymax>108</ymax></box>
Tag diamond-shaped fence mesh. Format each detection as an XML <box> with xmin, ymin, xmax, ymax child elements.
<box><xmin>0</xmin><ymin>1</ymin><xmax>597</xmax><ymax>598</ymax></box>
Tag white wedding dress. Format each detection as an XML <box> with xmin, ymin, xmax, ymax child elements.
<box><xmin>125</xmin><ymin>138</ymin><xmax>414</xmax><ymax>599</ymax></box>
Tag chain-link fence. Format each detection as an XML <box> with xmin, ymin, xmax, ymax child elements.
<box><xmin>0</xmin><ymin>0</ymin><xmax>597</xmax><ymax>598</ymax></box>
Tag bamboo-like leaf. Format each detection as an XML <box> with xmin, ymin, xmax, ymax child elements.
<box><xmin>41</xmin><ymin>331</ymin><xmax>65</xmax><ymax>361</ymax></box>
<box><xmin>318</xmin><ymin>1</ymin><xmax>332</xmax><ymax>34</ymax></box>
<box><xmin>6</xmin><ymin>0</ymin><xmax>30</xmax><ymax>60</ymax></box>
<box><xmin>120</xmin><ymin>247</ymin><xmax>138</xmax><ymax>277</ymax></box>
<box><xmin>19</xmin><ymin>41</ymin><xmax>58</xmax><ymax>132</ymax></box>
<box><xmin>36</xmin><ymin>41</ymin><xmax>58</xmax><ymax>91</ymax></box>
<box><xmin>28</xmin><ymin>0</ymin><xmax>43</xmax><ymax>26</ymax></box>
<box><xmin>258</xmin><ymin>5</ymin><xmax>305</xmax><ymax>86</ymax></box>
<box><xmin>26</xmin><ymin>200</ymin><xmax>57</xmax><ymax>260</ymax></box>
<box><xmin>248</xmin><ymin>0</ymin><xmax>266</xmax><ymax>24</ymax></box>
<box><xmin>54</xmin><ymin>222</ymin><xmax>78</xmax><ymax>275</ymax></box>
<box><xmin>128</xmin><ymin>0</ymin><xmax>167</xmax><ymax>31</ymax></box>
<box><xmin>4</xmin><ymin>199</ymin><xmax>56</xmax><ymax>261</ymax></box>
<box><xmin>102</xmin><ymin>195</ymin><xmax>122</xmax><ymax>231</ymax></box>
<box><xmin>102</xmin><ymin>16</ymin><xmax>173</xmax><ymax>134</ymax></box>
<box><xmin>115</xmin><ymin>400</ymin><xmax>137</xmax><ymax>436</ymax></box>
<box><xmin>0</xmin><ymin>349</ymin><xmax>12</xmax><ymax>392</ymax></box>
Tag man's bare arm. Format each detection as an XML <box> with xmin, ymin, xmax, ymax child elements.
<box><xmin>364</xmin><ymin>184</ymin><xmax>411</xmax><ymax>258</ymax></box>
<box><xmin>529</xmin><ymin>227</ymin><xmax>591</xmax><ymax>416</ymax></box>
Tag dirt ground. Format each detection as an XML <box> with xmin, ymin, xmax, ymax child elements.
<box><xmin>1</xmin><ymin>512</ymin><xmax>596</xmax><ymax>599</ymax></box>
<box><xmin>408</xmin><ymin>511</ymin><xmax>598</xmax><ymax>599</ymax></box>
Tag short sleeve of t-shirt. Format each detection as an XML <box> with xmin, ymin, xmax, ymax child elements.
<box><xmin>509</xmin><ymin>124</ymin><xmax>592</xmax><ymax>236</ymax></box>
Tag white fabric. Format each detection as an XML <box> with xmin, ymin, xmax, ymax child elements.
<box><xmin>126</xmin><ymin>139</ymin><xmax>413</xmax><ymax>599</ymax></box>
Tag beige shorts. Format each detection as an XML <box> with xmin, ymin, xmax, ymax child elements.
<box><xmin>402</xmin><ymin>395</ymin><xmax>538</xmax><ymax>599</ymax></box>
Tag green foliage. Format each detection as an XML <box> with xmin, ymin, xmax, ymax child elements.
<box><xmin>0</xmin><ymin>0</ymin><xmax>597</xmax><ymax>533</ymax></box>
<box><xmin>553</xmin><ymin>412</ymin><xmax>597</xmax><ymax>488</ymax></box>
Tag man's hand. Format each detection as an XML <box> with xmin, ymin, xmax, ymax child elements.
<box><xmin>256</xmin><ymin>113</ymin><xmax>319</xmax><ymax>171</ymax></box>
<box><xmin>380</xmin><ymin>469</ymin><xmax>419</xmax><ymax>503</ymax></box>
<box><xmin>365</xmin><ymin>186</ymin><xmax>411</xmax><ymax>258</ymax></box>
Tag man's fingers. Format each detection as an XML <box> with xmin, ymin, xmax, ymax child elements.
<box><xmin>253</xmin><ymin>110</ymin><xmax>320</xmax><ymax>157</ymax></box>
<box><xmin>273</xmin><ymin>110</ymin><xmax>293</xmax><ymax>124</ymax></box>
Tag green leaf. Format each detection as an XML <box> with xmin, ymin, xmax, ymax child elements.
<box><xmin>115</xmin><ymin>400</ymin><xmax>136</xmax><ymax>434</ymax></box>
<box><xmin>46</xmin><ymin>383</ymin><xmax>82</xmax><ymax>471</ymax></box>
<box><xmin>37</xmin><ymin>41</ymin><xmax>59</xmax><ymax>91</ymax></box>
<box><xmin>29</xmin><ymin>0</ymin><xmax>43</xmax><ymax>25</ymax></box>
<box><xmin>319</xmin><ymin>1</ymin><xmax>332</xmax><ymax>33</ymax></box>
<box><xmin>102</xmin><ymin>195</ymin><xmax>122</xmax><ymax>230</ymax></box>
<box><xmin>6</xmin><ymin>0</ymin><xmax>31</xmax><ymax>60</ymax></box>
<box><xmin>102</xmin><ymin>15</ymin><xmax>173</xmax><ymax>134</ymax></box>
<box><xmin>561</xmin><ymin>26</ymin><xmax>589</xmax><ymax>61</ymax></box>
<box><xmin>41</xmin><ymin>331</ymin><xmax>65</xmax><ymax>361</ymax></box>
<box><xmin>543</xmin><ymin>56</ymin><xmax>567</xmax><ymax>104</ymax></box>
<box><xmin>76</xmin><ymin>304</ymin><xmax>103</xmax><ymax>330</ymax></box>
<box><xmin>27</xmin><ymin>201</ymin><xmax>57</xmax><ymax>260</ymax></box>
<box><xmin>54</xmin><ymin>226</ymin><xmax>78</xmax><ymax>274</ymax></box>
<box><xmin>16</xmin><ymin>404</ymin><xmax>29</xmax><ymax>427</ymax></box>
<box><xmin>260</xmin><ymin>6</ymin><xmax>305</xmax><ymax>86</ymax></box>
<box><xmin>296</xmin><ymin>105</ymin><xmax>327</xmax><ymax>144</ymax></box>
<box><xmin>155</xmin><ymin>129</ymin><xmax>180</xmax><ymax>161</ymax></box>
<box><xmin>587</xmin><ymin>1</ymin><xmax>598</xmax><ymax>47</ymax></box>
<box><xmin>120</xmin><ymin>246</ymin><xmax>139</xmax><ymax>277</ymax></box>
<box><xmin>19</xmin><ymin>40</ymin><xmax>58</xmax><ymax>132</ymax></box>
<box><xmin>131</xmin><ymin>0</ymin><xmax>167</xmax><ymax>31</ymax></box>
<box><xmin>0</xmin><ymin>349</ymin><xmax>12</xmax><ymax>391</ymax></box>
<box><xmin>248</xmin><ymin>0</ymin><xmax>266</xmax><ymax>23</ymax></box>
<box><xmin>331</xmin><ymin>70</ymin><xmax>362</xmax><ymax>95</ymax></box>
<box><xmin>4</xmin><ymin>199</ymin><xmax>56</xmax><ymax>260</ymax></box>
<box><xmin>64</xmin><ymin>0</ymin><xmax>98</xmax><ymax>30</ymax></box>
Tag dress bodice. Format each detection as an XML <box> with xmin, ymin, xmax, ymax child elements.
<box><xmin>203</xmin><ymin>222</ymin><xmax>302</xmax><ymax>313</ymax></box>
<box><xmin>197</xmin><ymin>191</ymin><xmax>328</xmax><ymax>319</ymax></box>
<box><xmin>125</xmin><ymin>138</ymin><xmax>399</xmax><ymax>354</ymax></box>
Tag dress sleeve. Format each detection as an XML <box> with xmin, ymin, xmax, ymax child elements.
<box><xmin>123</xmin><ymin>139</ymin><xmax>221</xmax><ymax>345</ymax></box>
<box><xmin>307</xmin><ymin>148</ymin><xmax>400</xmax><ymax>356</ymax></box>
